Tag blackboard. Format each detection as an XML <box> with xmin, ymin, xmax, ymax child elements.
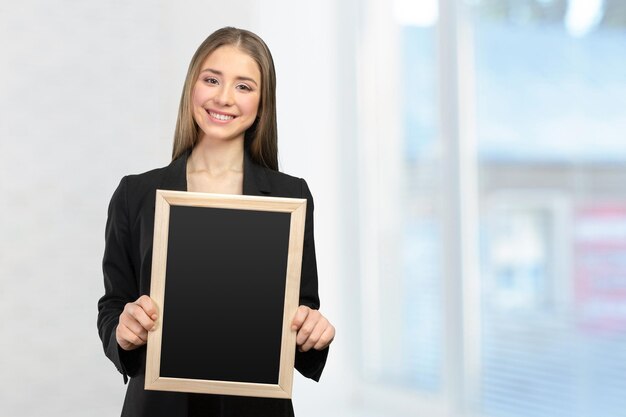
<box><xmin>145</xmin><ymin>190</ymin><xmax>307</xmax><ymax>399</ymax></box>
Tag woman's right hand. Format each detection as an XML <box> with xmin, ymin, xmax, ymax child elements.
<box><xmin>116</xmin><ymin>295</ymin><xmax>158</xmax><ymax>351</ymax></box>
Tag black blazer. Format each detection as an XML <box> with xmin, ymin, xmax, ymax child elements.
<box><xmin>97</xmin><ymin>150</ymin><xmax>329</xmax><ymax>417</ymax></box>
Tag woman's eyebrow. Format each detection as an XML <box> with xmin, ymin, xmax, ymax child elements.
<box><xmin>200</xmin><ymin>68</ymin><xmax>259</xmax><ymax>86</ymax></box>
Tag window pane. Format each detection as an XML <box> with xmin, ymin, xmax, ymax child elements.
<box><xmin>401</xmin><ymin>24</ymin><xmax>443</xmax><ymax>391</ymax></box>
<box><xmin>472</xmin><ymin>0</ymin><xmax>626</xmax><ymax>416</ymax></box>
<box><xmin>364</xmin><ymin>3</ymin><xmax>444</xmax><ymax>393</ymax></box>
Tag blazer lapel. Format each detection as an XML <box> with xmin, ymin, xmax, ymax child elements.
<box><xmin>242</xmin><ymin>150</ymin><xmax>272</xmax><ymax>196</ymax></box>
<box><xmin>149</xmin><ymin>151</ymin><xmax>189</xmax><ymax>212</ymax></box>
<box><xmin>160</xmin><ymin>150</ymin><xmax>189</xmax><ymax>192</ymax></box>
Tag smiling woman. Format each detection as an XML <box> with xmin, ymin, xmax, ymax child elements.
<box><xmin>191</xmin><ymin>46</ymin><xmax>261</xmax><ymax>145</ymax></box>
<box><xmin>187</xmin><ymin>45</ymin><xmax>263</xmax><ymax>195</ymax></box>
<box><xmin>96</xmin><ymin>27</ymin><xmax>335</xmax><ymax>417</ymax></box>
<box><xmin>172</xmin><ymin>27</ymin><xmax>279</xmax><ymax>171</ymax></box>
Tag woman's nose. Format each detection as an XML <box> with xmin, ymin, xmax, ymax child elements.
<box><xmin>214</xmin><ymin>86</ymin><xmax>234</xmax><ymax>106</ymax></box>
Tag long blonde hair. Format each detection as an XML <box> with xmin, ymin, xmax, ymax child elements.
<box><xmin>171</xmin><ymin>27</ymin><xmax>278</xmax><ymax>170</ymax></box>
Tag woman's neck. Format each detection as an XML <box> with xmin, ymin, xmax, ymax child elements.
<box><xmin>188</xmin><ymin>136</ymin><xmax>244</xmax><ymax>176</ymax></box>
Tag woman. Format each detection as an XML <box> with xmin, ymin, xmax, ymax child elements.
<box><xmin>97</xmin><ymin>27</ymin><xmax>335</xmax><ymax>417</ymax></box>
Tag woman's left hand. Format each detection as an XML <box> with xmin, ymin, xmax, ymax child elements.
<box><xmin>291</xmin><ymin>306</ymin><xmax>335</xmax><ymax>352</ymax></box>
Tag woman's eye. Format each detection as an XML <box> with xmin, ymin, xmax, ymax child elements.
<box><xmin>236</xmin><ymin>84</ymin><xmax>252</xmax><ymax>91</ymax></box>
<box><xmin>204</xmin><ymin>77</ymin><xmax>219</xmax><ymax>85</ymax></box>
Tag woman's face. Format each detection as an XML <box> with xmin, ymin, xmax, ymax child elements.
<box><xmin>191</xmin><ymin>45</ymin><xmax>261</xmax><ymax>144</ymax></box>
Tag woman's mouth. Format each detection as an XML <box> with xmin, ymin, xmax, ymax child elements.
<box><xmin>207</xmin><ymin>110</ymin><xmax>236</xmax><ymax>122</ymax></box>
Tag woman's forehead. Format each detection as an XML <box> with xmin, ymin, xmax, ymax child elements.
<box><xmin>200</xmin><ymin>45</ymin><xmax>261</xmax><ymax>82</ymax></box>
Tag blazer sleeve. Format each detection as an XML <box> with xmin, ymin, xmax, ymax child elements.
<box><xmin>97</xmin><ymin>176</ymin><xmax>143</xmax><ymax>384</ymax></box>
<box><xmin>294</xmin><ymin>178</ymin><xmax>329</xmax><ymax>381</ymax></box>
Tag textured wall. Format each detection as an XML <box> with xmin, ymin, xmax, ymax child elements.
<box><xmin>0</xmin><ymin>2</ymin><xmax>348</xmax><ymax>416</ymax></box>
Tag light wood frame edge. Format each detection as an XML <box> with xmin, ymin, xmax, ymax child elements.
<box><xmin>277</xmin><ymin>201</ymin><xmax>306</xmax><ymax>397</ymax></box>
<box><xmin>145</xmin><ymin>190</ymin><xmax>169</xmax><ymax>388</ymax></box>
<box><xmin>145</xmin><ymin>189</ymin><xmax>307</xmax><ymax>399</ymax></box>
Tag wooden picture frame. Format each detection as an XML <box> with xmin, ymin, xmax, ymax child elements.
<box><xmin>145</xmin><ymin>190</ymin><xmax>307</xmax><ymax>399</ymax></box>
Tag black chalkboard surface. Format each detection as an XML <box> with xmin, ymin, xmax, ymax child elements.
<box><xmin>161</xmin><ymin>205</ymin><xmax>290</xmax><ymax>383</ymax></box>
<box><xmin>145</xmin><ymin>190</ymin><xmax>307</xmax><ymax>398</ymax></box>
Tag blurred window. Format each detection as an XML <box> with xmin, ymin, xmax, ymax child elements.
<box><xmin>361</xmin><ymin>1</ymin><xmax>626</xmax><ymax>416</ymax></box>
<box><xmin>473</xmin><ymin>0</ymin><xmax>626</xmax><ymax>416</ymax></box>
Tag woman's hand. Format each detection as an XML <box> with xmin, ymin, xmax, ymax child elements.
<box><xmin>291</xmin><ymin>306</ymin><xmax>335</xmax><ymax>352</ymax></box>
<box><xmin>116</xmin><ymin>295</ymin><xmax>158</xmax><ymax>351</ymax></box>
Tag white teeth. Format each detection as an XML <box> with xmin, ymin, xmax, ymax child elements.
<box><xmin>209</xmin><ymin>111</ymin><xmax>234</xmax><ymax>121</ymax></box>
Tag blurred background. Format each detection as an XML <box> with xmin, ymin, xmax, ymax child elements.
<box><xmin>1</xmin><ymin>0</ymin><xmax>625</xmax><ymax>416</ymax></box>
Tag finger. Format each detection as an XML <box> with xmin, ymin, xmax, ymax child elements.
<box><xmin>313</xmin><ymin>325</ymin><xmax>335</xmax><ymax>351</ymax></box>
<box><xmin>117</xmin><ymin>323</ymin><xmax>147</xmax><ymax>350</ymax></box>
<box><xmin>301</xmin><ymin>318</ymin><xmax>327</xmax><ymax>352</ymax></box>
<box><xmin>291</xmin><ymin>305</ymin><xmax>310</xmax><ymax>331</ymax></box>
<box><xmin>120</xmin><ymin>311</ymin><xmax>150</xmax><ymax>339</ymax></box>
<box><xmin>127</xmin><ymin>301</ymin><xmax>156</xmax><ymax>332</ymax></box>
<box><xmin>136</xmin><ymin>295</ymin><xmax>158</xmax><ymax>321</ymax></box>
<box><xmin>120</xmin><ymin>320</ymin><xmax>148</xmax><ymax>344</ymax></box>
<box><xmin>296</xmin><ymin>310</ymin><xmax>321</xmax><ymax>346</ymax></box>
